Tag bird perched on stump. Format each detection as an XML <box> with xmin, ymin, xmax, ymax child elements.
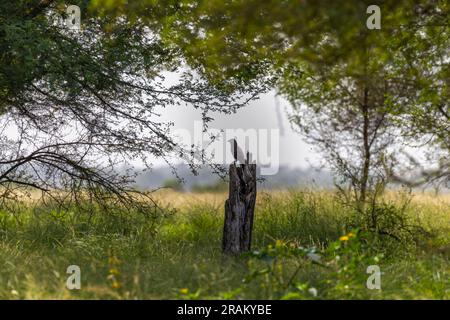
<box><xmin>228</xmin><ymin>138</ymin><xmax>246</xmax><ymax>164</ymax></box>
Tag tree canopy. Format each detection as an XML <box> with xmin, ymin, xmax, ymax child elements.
<box><xmin>1</xmin><ymin>0</ymin><xmax>448</xmax><ymax>211</ymax></box>
<box><xmin>0</xmin><ymin>0</ymin><xmax>270</xmax><ymax>209</ymax></box>
<box><xmin>96</xmin><ymin>0</ymin><xmax>448</xmax><ymax>189</ymax></box>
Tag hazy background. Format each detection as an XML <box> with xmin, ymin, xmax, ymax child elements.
<box><xmin>135</xmin><ymin>91</ymin><xmax>333</xmax><ymax>190</ymax></box>
<box><xmin>154</xmin><ymin>90</ymin><xmax>321</xmax><ymax>168</ymax></box>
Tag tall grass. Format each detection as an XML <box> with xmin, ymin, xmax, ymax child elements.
<box><xmin>0</xmin><ymin>190</ymin><xmax>448</xmax><ymax>299</ymax></box>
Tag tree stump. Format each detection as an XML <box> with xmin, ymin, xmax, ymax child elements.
<box><xmin>222</xmin><ymin>163</ymin><xmax>257</xmax><ymax>254</ymax></box>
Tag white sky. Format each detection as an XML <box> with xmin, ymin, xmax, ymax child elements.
<box><xmin>154</xmin><ymin>91</ymin><xmax>321</xmax><ymax>169</ymax></box>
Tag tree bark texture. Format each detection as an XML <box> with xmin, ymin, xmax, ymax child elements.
<box><xmin>222</xmin><ymin>163</ymin><xmax>257</xmax><ymax>254</ymax></box>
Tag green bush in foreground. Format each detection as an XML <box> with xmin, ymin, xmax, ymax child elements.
<box><xmin>0</xmin><ymin>191</ymin><xmax>448</xmax><ymax>299</ymax></box>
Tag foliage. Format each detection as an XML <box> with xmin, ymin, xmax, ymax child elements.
<box><xmin>191</xmin><ymin>179</ymin><xmax>228</xmax><ymax>193</ymax></box>
<box><xmin>90</xmin><ymin>0</ymin><xmax>450</xmax><ymax>208</ymax></box>
<box><xmin>0</xmin><ymin>0</ymin><xmax>272</xmax><ymax>209</ymax></box>
<box><xmin>162</xmin><ymin>178</ymin><xmax>184</xmax><ymax>192</ymax></box>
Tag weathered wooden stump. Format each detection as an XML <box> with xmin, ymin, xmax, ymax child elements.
<box><xmin>222</xmin><ymin>162</ymin><xmax>257</xmax><ymax>254</ymax></box>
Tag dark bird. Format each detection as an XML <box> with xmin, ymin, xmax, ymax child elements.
<box><xmin>228</xmin><ymin>138</ymin><xmax>246</xmax><ymax>164</ymax></box>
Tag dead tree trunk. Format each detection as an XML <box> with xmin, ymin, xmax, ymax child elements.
<box><xmin>222</xmin><ymin>162</ymin><xmax>257</xmax><ymax>254</ymax></box>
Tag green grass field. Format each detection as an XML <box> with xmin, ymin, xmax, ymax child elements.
<box><xmin>0</xmin><ymin>190</ymin><xmax>448</xmax><ymax>299</ymax></box>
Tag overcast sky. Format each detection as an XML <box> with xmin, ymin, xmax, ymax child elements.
<box><xmin>154</xmin><ymin>91</ymin><xmax>321</xmax><ymax>169</ymax></box>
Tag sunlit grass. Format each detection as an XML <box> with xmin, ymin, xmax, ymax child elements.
<box><xmin>0</xmin><ymin>189</ymin><xmax>448</xmax><ymax>299</ymax></box>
